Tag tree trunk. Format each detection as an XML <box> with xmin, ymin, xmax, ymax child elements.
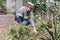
<box><xmin>16</xmin><ymin>0</ymin><xmax>23</xmax><ymax>12</ymax></box>
<box><xmin>6</xmin><ymin>0</ymin><xmax>12</xmax><ymax>14</ymax></box>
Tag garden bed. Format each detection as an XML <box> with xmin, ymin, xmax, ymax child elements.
<box><xmin>0</xmin><ymin>15</ymin><xmax>19</xmax><ymax>39</ymax></box>
<box><xmin>0</xmin><ymin>15</ymin><xmax>15</xmax><ymax>27</ymax></box>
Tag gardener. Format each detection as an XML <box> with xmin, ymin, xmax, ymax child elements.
<box><xmin>15</xmin><ymin>2</ymin><xmax>37</xmax><ymax>33</ymax></box>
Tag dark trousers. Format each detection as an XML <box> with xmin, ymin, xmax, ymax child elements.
<box><xmin>15</xmin><ymin>16</ymin><xmax>30</xmax><ymax>25</ymax></box>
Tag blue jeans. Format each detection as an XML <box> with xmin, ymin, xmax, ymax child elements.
<box><xmin>15</xmin><ymin>16</ymin><xmax>30</xmax><ymax>25</ymax></box>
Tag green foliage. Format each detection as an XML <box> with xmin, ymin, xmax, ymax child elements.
<box><xmin>28</xmin><ymin>37</ymin><xmax>35</xmax><ymax>40</ymax></box>
<box><xmin>33</xmin><ymin>0</ymin><xmax>47</xmax><ymax>13</ymax></box>
<box><xmin>18</xmin><ymin>25</ymin><xmax>30</xmax><ymax>36</ymax></box>
<box><xmin>6</xmin><ymin>23</ymin><xmax>43</xmax><ymax>40</ymax></box>
<box><xmin>54</xmin><ymin>0</ymin><xmax>60</xmax><ymax>1</ymax></box>
<box><xmin>6</xmin><ymin>25</ymin><xmax>32</xmax><ymax>40</ymax></box>
<box><xmin>0</xmin><ymin>0</ymin><xmax>6</xmax><ymax>14</ymax></box>
<box><xmin>0</xmin><ymin>0</ymin><xmax>6</xmax><ymax>7</ymax></box>
<box><xmin>9</xmin><ymin>26</ymin><xmax>17</xmax><ymax>36</ymax></box>
<box><xmin>39</xmin><ymin>20</ymin><xmax>60</xmax><ymax>40</ymax></box>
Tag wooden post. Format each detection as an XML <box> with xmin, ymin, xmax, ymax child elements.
<box><xmin>16</xmin><ymin>0</ymin><xmax>23</xmax><ymax>12</ymax></box>
<box><xmin>6</xmin><ymin>0</ymin><xmax>12</xmax><ymax>14</ymax></box>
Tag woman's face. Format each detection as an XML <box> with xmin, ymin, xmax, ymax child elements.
<box><xmin>26</xmin><ymin>5</ymin><xmax>33</xmax><ymax>12</ymax></box>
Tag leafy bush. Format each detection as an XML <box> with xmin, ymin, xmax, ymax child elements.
<box><xmin>0</xmin><ymin>0</ymin><xmax>6</xmax><ymax>14</ymax></box>
<box><xmin>5</xmin><ymin>25</ymin><xmax>35</xmax><ymax>40</ymax></box>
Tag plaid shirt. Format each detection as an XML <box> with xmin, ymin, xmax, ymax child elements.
<box><xmin>16</xmin><ymin>6</ymin><xmax>35</xmax><ymax>27</ymax></box>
